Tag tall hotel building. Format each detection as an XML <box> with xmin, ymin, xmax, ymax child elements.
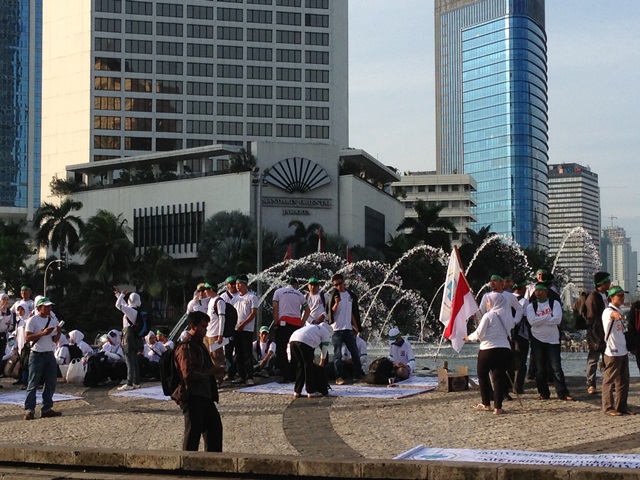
<box><xmin>434</xmin><ymin>0</ymin><xmax>549</xmax><ymax>248</ymax></box>
<box><xmin>0</xmin><ymin>0</ymin><xmax>42</xmax><ymax>220</ymax></box>
<box><xmin>41</xmin><ymin>0</ymin><xmax>347</xmax><ymax>197</ymax></box>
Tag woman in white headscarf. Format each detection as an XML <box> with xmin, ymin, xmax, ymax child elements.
<box><xmin>101</xmin><ymin>329</ymin><xmax>124</xmax><ymax>363</ymax></box>
<box><xmin>142</xmin><ymin>331</ymin><xmax>165</xmax><ymax>380</ymax></box>
<box><xmin>54</xmin><ymin>334</ymin><xmax>71</xmax><ymax>365</ymax></box>
<box><xmin>0</xmin><ymin>294</ymin><xmax>12</xmax><ymax>358</ymax></box>
<box><xmin>115</xmin><ymin>288</ymin><xmax>143</xmax><ymax>390</ymax></box>
<box><xmin>68</xmin><ymin>330</ymin><xmax>94</xmax><ymax>356</ymax></box>
<box><xmin>465</xmin><ymin>292</ymin><xmax>515</xmax><ymax>415</ymax></box>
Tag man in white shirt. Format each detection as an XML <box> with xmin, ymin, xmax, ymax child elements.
<box><xmin>388</xmin><ymin>327</ymin><xmax>415</xmax><ymax>380</ymax></box>
<box><xmin>205</xmin><ymin>283</ymin><xmax>227</xmax><ymax>386</ymax></box>
<box><xmin>289</xmin><ymin>324</ymin><xmax>331</xmax><ymax>398</ymax></box>
<box><xmin>233</xmin><ymin>275</ymin><xmax>259</xmax><ymax>385</ymax></box>
<box><xmin>186</xmin><ymin>283</ymin><xmax>211</xmax><ymax>314</ymax></box>
<box><xmin>478</xmin><ymin>274</ymin><xmax>523</xmax><ymax>325</ymax></box>
<box><xmin>305</xmin><ymin>277</ymin><xmax>326</xmax><ymax>325</ymax></box>
<box><xmin>24</xmin><ymin>297</ymin><xmax>62</xmax><ymax>420</ymax></box>
<box><xmin>220</xmin><ymin>276</ymin><xmax>240</xmax><ymax>381</ymax></box>
<box><xmin>253</xmin><ymin>326</ymin><xmax>276</xmax><ymax>377</ymax></box>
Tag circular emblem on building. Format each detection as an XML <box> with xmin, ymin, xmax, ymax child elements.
<box><xmin>265</xmin><ymin>157</ymin><xmax>331</xmax><ymax>193</ymax></box>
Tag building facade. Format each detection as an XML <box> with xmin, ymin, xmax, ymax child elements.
<box><xmin>42</xmin><ymin>0</ymin><xmax>348</xmax><ymax>201</ymax></box>
<box><xmin>547</xmin><ymin>163</ymin><xmax>600</xmax><ymax>293</ymax></box>
<box><xmin>435</xmin><ymin>0</ymin><xmax>548</xmax><ymax>248</ymax></box>
<box><xmin>601</xmin><ymin>226</ymin><xmax>637</xmax><ymax>294</ymax></box>
<box><xmin>391</xmin><ymin>171</ymin><xmax>477</xmax><ymax>247</ymax></box>
<box><xmin>0</xmin><ymin>0</ymin><xmax>42</xmax><ymax>221</ymax></box>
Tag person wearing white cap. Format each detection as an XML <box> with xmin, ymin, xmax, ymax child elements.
<box><xmin>114</xmin><ymin>287</ymin><xmax>143</xmax><ymax>391</ymax></box>
<box><xmin>24</xmin><ymin>297</ymin><xmax>62</xmax><ymax>420</ymax></box>
<box><xmin>388</xmin><ymin>327</ymin><xmax>415</xmax><ymax>381</ymax></box>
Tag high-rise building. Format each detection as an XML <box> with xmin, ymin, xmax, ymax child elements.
<box><xmin>435</xmin><ymin>0</ymin><xmax>548</xmax><ymax>248</ymax></box>
<box><xmin>601</xmin><ymin>226</ymin><xmax>637</xmax><ymax>294</ymax></box>
<box><xmin>42</xmin><ymin>0</ymin><xmax>347</xmax><ymax>200</ymax></box>
<box><xmin>0</xmin><ymin>0</ymin><xmax>42</xmax><ymax>221</ymax></box>
<box><xmin>548</xmin><ymin>163</ymin><xmax>600</xmax><ymax>292</ymax></box>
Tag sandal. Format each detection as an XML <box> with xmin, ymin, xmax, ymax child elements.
<box><xmin>537</xmin><ymin>395</ymin><xmax>550</xmax><ymax>400</ymax></box>
<box><xmin>474</xmin><ymin>404</ymin><xmax>491</xmax><ymax>411</ymax></box>
<box><xmin>493</xmin><ymin>408</ymin><xmax>504</xmax><ymax>415</ymax></box>
<box><xmin>605</xmin><ymin>409</ymin><xmax>622</xmax><ymax>417</ymax></box>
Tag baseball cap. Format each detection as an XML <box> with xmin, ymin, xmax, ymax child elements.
<box><xmin>259</xmin><ymin>326</ymin><xmax>270</xmax><ymax>333</ymax></box>
<box><xmin>225</xmin><ymin>275</ymin><xmax>237</xmax><ymax>284</ymax></box>
<box><xmin>388</xmin><ymin>327</ymin><xmax>401</xmax><ymax>343</ymax></box>
<box><xmin>308</xmin><ymin>277</ymin><xmax>320</xmax><ymax>284</ymax></box>
<box><xmin>36</xmin><ymin>297</ymin><xmax>54</xmax><ymax>307</ymax></box>
<box><xmin>607</xmin><ymin>286</ymin><xmax>626</xmax><ymax>297</ymax></box>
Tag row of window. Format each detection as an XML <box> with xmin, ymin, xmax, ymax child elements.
<box><xmin>96</xmin><ymin>0</ymin><xmax>328</xmax><ymax>14</ymax></box>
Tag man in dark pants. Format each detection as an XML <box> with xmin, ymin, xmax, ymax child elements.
<box><xmin>585</xmin><ymin>272</ymin><xmax>611</xmax><ymax>395</ymax></box>
<box><xmin>173</xmin><ymin>311</ymin><xmax>224</xmax><ymax>452</ymax></box>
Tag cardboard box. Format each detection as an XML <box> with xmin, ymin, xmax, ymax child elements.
<box><xmin>437</xmin><ymin>366</ymin><xmax>469</xmax><ymax>392</ymax></box>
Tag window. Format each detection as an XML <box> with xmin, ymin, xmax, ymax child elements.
<box><xmin>125</xmin><ymin>137</ymin><xmax>152</xmax><ymax>150</ymax></box>
<box><xmin>188</xmin><ymin>24</ymin><xmax>214</xmax><ymax>38</ymax></box>
<box><xmin>157</xmin><ymin>138</ymin><xmax>183</xmax><ymax>151</ymax></box>
<box><xmin>305</xmin><ymin>69</ymin><xmax>329</xmax><ymax>83</ymax></box>
<box><xmin>428</xmin><ymin>185</ymin><xmax>436</xmax><ymax>192</ymax></box>
<box><xmin>305</xmin><ymin>32</ymin><xmax>329</xmax><ymax>46</ymax></box>
<box><xmin>306</xmin><ymin>0</ymin><xmax>328</xmax><ymax>8</ymax></box>
<box><xmin>247</xmin><ymin>9</ymin><xmax>272</xmax><ymax>24</ymax></box>
<box><xmin>125</xmin><ymin>39</ymin><xmax>152</xmax><ymax>54</ymax></box>
<box><xmin>187</xmin><ymin>44</ymin><xmax>214</xmax><ymax>58</ymax></box>
<box><xmin>157</xmin><ymin>22</ymin><xmax>183</xmax><ymax>37</ymax></box>
<box><xmin>187</xmin><ymin>62</ymin><xmax>214</xmax><ymax>77</ymax></box>
<box><xmin>156</xmin><ymin>61</ymin><xmax>183</xmax><ymax>75</ymax></box>
<box><xmin>188</xmin><ymin>5</ymin><xmax>214</xmax><ymax>19</ymax></box>
<box><xmin>125</xmin><ymin>59</ymin><xmax>152</xmax><ymax>73</ymax></box>
<box><xmin>187</xmin><ymin>101</ymin><xmax>214</xmax><ymax>115</ymax></box>
<box><xmin>156</xmin><ymin>99</ymin><xmax>183</xmax><ymax>113</ymax></box>
<box><xmin>125</xmin><ymin>0</ymin><xmax>152</xmax><ymax>15</ymax></box>
<box><xmin>276</xmin><ymin>86</ymin><xmax>301</xmax><ymax>100</ymax></box>
<box><xmin>125</xmin><ymin>78</ymin><xmax>152</xmax><ymax>92</ymax></box>
<box><xmin>126</xmin><ymin>20</ymin><xmax>152</xmax><ymax>35</ymax></box>
<box><xmin>305</xmin><ymin>106</ymin><xmax>328</xmax><ymax>120</ymax></box>
<box><xmin>218</xmin><ymin>64</ymin><xmax>244</xmax><ymax>78</ymax></box>
<box><xmin>217</xmin><ymin>122</ymin><xmax>243</xmax><ymax>135</ymax></box>
<box><xmin>94</xmin><ymin>96</ymin><xmax>121</xmax><ymax>110</ymax></box>
<box><xmin>95</xmin><ymin>18</ymin><xmax>121</xmax><ymax>32</ymax></box>
<box><xmin>277</xmin><ymin>49</ymin><xmax>301</xmax><ymax>63</ymax></box>
<box><xmin>247</xmin><ymin>66</ymin><xmax>272</xmax><ymax>80</ymax></box>
<box><xmin>247</xmin><ymin>47</ymin><xmax>272</xmax><ymax>61</ymax></box>
<box><xmin>247</xmin><ymin>104</ymin><xmax>273</xmax><ymax>117</ymax></box>
<box><xmin>248</xmin><ymin>0</ymin><xmax>272</xmax><ymax>4</ymax></box>
<box><xmin>157</xmin><ymin>3</ymin><xmax>183</xmax><ymax>17</ymax></box>
<box><xmin>95</xmin><ymin>38</ymin><xmax>121</xmax><ymax>52</ymax></box>
<box><xmin>187</xmin><ymin>139</ymin><xmax>214</xmax><ymax>148</ymax></box>
<box><xmin>156</xmin><ymin>41</ymin><xmax>183</xmax><ymax>56</ymax></box>
<box><xmin>276</xmin><ymin>105</ymin><xmax>301</xmax><ymax>118</ymax></box>
<box><xmin>217</xmin><ymin>102</ymin><xmax>243</xmax><ymax>116</ymax></box>
<box><xmin>124</xmin><ymin>117</ymin><xmax>152</xmax><ymax>131</ymax></box>
<box><xmin>247</xmin><ymin>85</ymin><xmax>272</xmax><ymax>99</ymax></box>
<box><xmin>96</xmin><ymin>0</ymin><xmax>121</xmax><ymax>13</ymax></box>
<box><xmin>305</xmin><ymin>125</ymin><xmax>329</xmax><ymax>138</ymax></box>
<box><xmin>277</xmin><ymin>12</ymin><xmax>301</xmax><ymax>25</ymax></box>
<box><xmin>276</xmin><ymin>124</ymin><xmax>301</xmax><ymax>138</ymax></box>
<box><xmin>247</xmin><ymin>28</ymin><xmax>273</xmax><ymax>42</ymax></box>
<box><xmin>277</xmin><ymin>0</ymin><xmax>301</xmax><ymax>6</ymax></box>
<box><xmin>125</xmin><ymin>98</ymin><xmax>152</xmax><ymax>112</ymax></box>
<box><xmin>441</xmin><ymin>185</ymin><xmax>449</xmax><ymax>192</ymax></box>
<box><xmin>95</xmin><ymin>57</ymin><xmax>121</xmax><ymax>71</ymax></box>
<box><xmin>156</xmin><ymin>119</ymin><xmax>183</xmax><ymax>132</ymax></box>
<box><xmin>277</xmin><ymin>30</ymin><xmax>301</xmax><ymax>44</ymax></box>
<box><xmin>187</xmin><ymin>120</ymin><xmax>214</xmax><ymax>134</ymax></box>
<box><xmin>277</xmin><ymin>67</ymin><xmax>301</xmax><ymax>81</ymax></box>
<box><xmin>247</xmin><ymin>123</ymin><xmax>272</xmax><ymax>136</ymax></box>
<box><xmin>305</xmin><ymin>14</ymin><xmax>329</xmax><ymax>27</ymax></box>
<box><xmin>305</xmin><ymin>50</ymin><xmax>329</xmax><ymax>64</ymax></box>
<box><xmin>217</xmin><ymin>45</ymin><xmax>243</xmax><ymax>59</ymax></box>
<box><xmin>94</xmin><ymin>77</ymin><xmax>121</xmax><ymax>91</ymax></box>
<box><xmin>217</xmin><ymin>26</ymin><xmax>243</xmax><ymax>41</ymax></box>
<box><xmin>187</xmin><ymin>81</ymin><xmax>214</xmax><ymax>96</ymax></box>
<box><xmin>94</xmin><ymin>116</ymin><xmax>121</xmax><ymax>130</ymax></box>
<box><xmin>305</xmin><ymin>88</ymin><xmax>329</xmax><ymax>101</ymax></box>
<box><xmin>94</xmin><ymin>135</ymin><xmax>121</xmax><ymax>149</ymax></box>
<box><xmin>217</xmin><ymin>83</ymin><xmax>243</xmax><ymax>97</ymax></box>
<box><xmin>217</xmin><ymin>8</ymin><xmax>243</xmax><ymax>22</ymax></box>
<box><xmin>156</xmin><ymin>80</ymin><xmax>183</xmax><ymax>94</ymax></box>
<box><xmin>452</xmin><ymin>185</ymin><xmax>460</xmax><ymax>192</ymax></box>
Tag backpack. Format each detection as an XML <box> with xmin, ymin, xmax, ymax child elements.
<box><xmin>159</xmin><ymin>342</ymin><xmax>181</xmax><ymax>396</ymax></box>
<box><xmin>127</xmin><ymin>310</ymin><xmax>149</xmax><ymax>338</ymax></box>
<box><xmin>364</xmin><ymin>357</ymin><xmax>394</xmax><ymax>385</ymax></box>
<box><xmin>572</xmin><ymin>293</ymin><xmax>588</xmax><ymax>330</ymax></box>
<box><xmin>217</xmin><ymin>293</ymin><xmax>238</xmax><ymax>338</ymax></box>
<box><xmin>68</xmin><ymin>344</ymin><xmax>84</xmax><ymax>361</ymax></box>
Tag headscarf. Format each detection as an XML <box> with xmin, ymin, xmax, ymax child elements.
<box><xmin>127</xmin><ymin>292</ymin><xmax>142</xmax><ymax>308</ymax></box>
<box><xmin>56</xmin><ymin>333</ymin><xmax>69</xmax><ymax>347</ymax></box>
<box><xmin>485</xmin><ymin>292</ymin><xmax>506</xmax><ymax>312</ymax></box>
<box><xmin>68</xmin><ymin>330</ymin><xmax>84</xmax><ymax>344</ymax></box>
<box><xmin>145</xmin><ymin>331</ymin><xmax>156</xmax><ymax>345</ymax></box>
<box><xmin>107</xmin><ymin>329</ymin><xmax>122</xmax><ymax>347</ymax></box>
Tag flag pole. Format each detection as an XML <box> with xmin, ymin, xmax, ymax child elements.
<box><xmin>433</xmin><ymin>329</ymin><xmax>446</xmax><ymax>367</ymax></box>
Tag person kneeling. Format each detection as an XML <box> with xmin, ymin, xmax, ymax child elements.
<box><xmin>388</xmin><ymin>327</ymin><xmax>415</xmax><ymax>381</ymax></box>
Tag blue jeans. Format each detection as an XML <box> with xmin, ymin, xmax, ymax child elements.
<box><xmin>531</xmin><ymin>336</ymin><xmax>570</xmax><ymax>398</ymax></box>
<box><xmin>332</xmin><ymin>330</ymin><xmax>361</xmax><ymax>379</ymax></box>
<box><xmin>25</xmin><ymin>351</ymin><xmax>58</xmax><ymax>413</ymax></box>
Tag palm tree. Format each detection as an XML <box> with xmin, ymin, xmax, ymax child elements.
<box><xmin>283</xmin><ymin>220</ymin><xmax>322</xmax><ymax>258</ymax></box>
<box><xmin>228</xmin><ymin>148</ymin><xmax>256</xmax><ymax>173</ymax></box>
<box><xmin>396</xmin><ymin>201</ymin><xmax>456</xmax><ymax>251</ymax></box>
<box><xmin>131</xmin><ymin>246</ymin><xmax>178</xmax><ymax>320</ymax></box>
<box><xmin>33</xmin><ymin>199</ymin><xmax>84</xmax><ymax>260</ymax></box>
<box><xmin>80</xmin><ymin>210</ymin><xmax>134</xmax><ymax>285</ymax></box>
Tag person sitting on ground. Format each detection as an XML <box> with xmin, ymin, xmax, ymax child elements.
<box><xmin>342</xmin><ymin>332</ymin><xmax>368</xmax><ymax>379</ymax></box>
<box><xmin>156</xmin><ymin>329</ymin><xmax>174</xmax><ymax>350</ymax></box>
<box><xmin>388</xmin><ymin>327</ymin><xmax>415</xmax><ymax>381</ymax></box>
<box><xmin>142</xmin><ymin>331</ymin><xmax>166</xmax><ymax>380</ymax></box>
<box><xmin>68</xmin><ymin>330</ymin><xmax>94</xmax><ymax>357</ymax></box>
<box><xmin>54</xmin><ymin>334</ymin><xmax>71</xmax><ymax>366</ymax></box>
<box><xmin>253</xmin><ymin>326</ymin><xmax>277</xmax><ymax>377</ymax></box>
<box><xmin>289</xmin><ymin>323</ymin><xmax>331</xmax><ymax>398</ymax></box>
<box><xmin>101</xmin><ymin>330</ymin><xmax>124</xmax><ymax>363</ymax></box>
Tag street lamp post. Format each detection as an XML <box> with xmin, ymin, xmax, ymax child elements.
<box><xmin>252</xmin><ymin>167</ymin><xmax>269</xmax><ymax>326</ymax></box>
<box><xmin>43</xmin><ymin>259</ymin><xmax>63</xmax><ymax>295</ymax></box>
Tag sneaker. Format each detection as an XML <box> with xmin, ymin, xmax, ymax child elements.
<box><xmin>246</xmin><ymin>378</ymin><xmax>255</xmax><ymax>386</ymax></box>
<box><xmin>117</xmin><ymin>384</ymin><xmax>135</xmax><ymax>391</ymax></box>
<box><xmin>41</xmin><ymin>409</ymin><xmax>62</xmax><ymax>418</ymax></box>
<box><xmin>335</xmin><ymin>377</ymin><xmax>345</xmax><ymax>385</ymax></box>
<box><xmin>307</xmin><ymin>392</ymin><xmax>322</xmax><ymax>398</ymax></box>
<box><xmin>24</xmin><ymin>411</ymin><xmax>34</xmax><ymax>421</ymax></box>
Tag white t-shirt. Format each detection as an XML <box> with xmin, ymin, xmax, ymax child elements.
<box><xmin>342</xmin><ymin>336</ymin><xmax>369</xmax><ymax>371</ymax></box>
<box><xmin>0</xmin><ymin>308</ymin><xmax>11</xmax><ymax>333</ymax></box>
<box><xmin>253</xmin><ymin>339</ymin><xmax>276</xmax><ymax>361</ymax></box>
<box><xmin>273</xmin><ymin>286</ymin><xmax>307</xmax><ymax>325</ymax></box>
<box><xmin>468</xmin><ymin>311</ymin><xmax>514</xmax><ymax>350</ymax></box>
<box><xmin>306</xmin><ymin>292</ymin><xmax>326</xmax><ymax>324</ymax></box>
<box><xmin>479</xmin><ymin>291</ymin><xmax>523</xmax><ymax>325</ymax></box>
<box><xmin>332</xmin><ymin>291</ymin><xmax>353</xmax><ymax>331</ymax></box>
<box><xmin>116</xmin><ymin>293</ymin><xmax>138</xmax><ymax>330</ymax></box>
<box><xmin>526</xmin><ymin>298</ymin><xmax>562</xmax><ymax>344</ymax></box>
<box><xmin>290</xmin><ymin>324</ymin><xmax>331</xmax><ymax>359</ymax></box>
<box><xmin>235</xmin><ymin>291</ymin><xmax>259</xmax><ymax>332</ymax></box>
<box><xmin>206</xmin><ymin>295</ymin><xmax>226</xmax><ymax>337</ymax></box>
<box><xmin>389</xmin><ymin>338</ymin><xmax>416</xmax><ymax>373</ymax></box>
<box><xmin>25</xmin><ymin>314</ymin><xmax>59</xmax><ymax>353</ymax></box>
<box><xmin>187</xmin><ymin>296</ymin><xmax>209</xmax><ymax>314</ymax></box>
<box><xmin>602</xmin><ymin>304</ymin><xmax>628</xmax><ymax>357</ymax></box>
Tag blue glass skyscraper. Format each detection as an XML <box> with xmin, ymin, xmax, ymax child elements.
<box><xmin>435</xmin><ymin>0</ymin><xmax>548</xmax><ymax>248</ymax></box>
<box><xmin>0</xmin><ymin>0</ymin><xmax>42</xmax><ymax>220</ymax></box>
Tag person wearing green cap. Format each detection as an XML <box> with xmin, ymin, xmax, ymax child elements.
<box><xmin>305</xmin><ymin>278</ymin><xmax>327</xmax><ymax>326</ymax></box>
<box><xmin>584</xmin><ymin>271</ymin><xmax>611</xmax><ymax>394</ymax></box>
<box><xmin>219</xmin><ymin>276</ymin><xmax>240</xmax><ymax>382</ymax></box>
<box><xmin>253</xmin><ymin>326</ymin><xmax>276</xmax><ymax>377</ymax></box>
<box><xmin>11</xmin><ymin>285</ymin><xmax>34</xmax><ymax>317</ymax></box>
<box><xmin>205</xmin><ymin>284</ymin><xmax>227</xmax><ymax>386</ymax></box>
<box><xmin>186</xmin><ymin>283</ymin><xmax>211</xmax><ymax>314</ymax></box>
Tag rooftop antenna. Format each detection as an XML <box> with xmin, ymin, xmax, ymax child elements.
<box><xmin>607</xmin><ymin>215</ymin><xmax>618</xmax><ymax>227</ymax></box>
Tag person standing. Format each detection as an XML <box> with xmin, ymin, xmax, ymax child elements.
<box><xmin>512</xmin><ymin>281</ymin><xmax>530</xmax><ymax>394</ymax></box>
<box><xmin>273</xmin><ymin>278</ymin><xmax>310</xmax><ymax>382</ymax></box>
<box><xmin>305</xmin><ymin>277</ymin><xmax>326</xmax><ymax>326</ymax></box>
<box><xmin>585</xmin><ymin>272</ymin><xmax>611</xmax><ymax>395</ymax></box>
<box><xmin>186</xmin><ymin>283</ymin><xmax>211</xmax><ymax>314</ymax></box>
<box><xmin>173</xmin><ymin>311</ymin><xmax>224</xmax><ymax>451</ymax></box>
<box><xmin>233</xmin><ymin>275</ymin><xmax>258</xmax><ymax>385</ymax></box>
<box><xmin>24</xmin><ymin>297</ymin><xmax>62</xmax><ymax>420</ymax></box>
<box><xmin>205</xmin><ymin>283</ymin><xmax>227</xmax><ymax>386</ymax></box>
<box><xmin>220</xmin><ymin>276</ymin><xmax>239</xmax><ymax>381</ymax></box>
<box><xmin>11</xmin><ymin>285</ymin><xmax>34</xmax><ymax>319</ymax></box>
<box><xmin>289</xmin><ymin>323</ymin><xmax>331</xmax><ymax>398</ymax></box>
<box><xmin>115</xmin><ymin>288</ymin><xmax>143</xmax><ymax>391</ymax></box>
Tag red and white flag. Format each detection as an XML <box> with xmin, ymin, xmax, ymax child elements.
<box><xmin>317</xmin><ymin>226</ymin><xmax>324</xmax><ymax>253</ymax></box>
<box><xmin>439</xmin><ymin>246</ymin><xmax>478</xmax><ymax>352</ymax></box>
<box><xmin>283</xmin><ymin>243</ymin><xmax>292</xmax><ymax>262</ymax></box>
<box><xmin>346</xmin><ymin>245</ymin><xmax>352</xmax><ymax>264</ymax></box>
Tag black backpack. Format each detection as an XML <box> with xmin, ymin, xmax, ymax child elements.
<box><xmin>159</xmin><ymin>342</ymin><xmax>181</xmax><ymax>396</ymax></box>
<box><xmin>127</xmin><ymin>310</ymin><xmax>149</xmax><ymax>338</ymax></box>
<box><xmin>217</xmin><ymin>293</ymin><xmax>238</xmax><ymax>338</ymax></box>
<box><xmin>68</xmin><ymin>344</ymin><xmax>84</xmax><ymax>361</ymax></box>
<box><xmin>365</xmin><ymin>357</ymin><xmax>394</xmax><ymax>385</ymax></box>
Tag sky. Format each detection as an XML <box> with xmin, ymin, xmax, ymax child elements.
<box><xmin>348</xmin><ymin>0</ymin><xmax>640</xmax><ymax>252</ymax></box>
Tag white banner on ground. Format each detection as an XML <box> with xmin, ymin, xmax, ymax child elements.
<box><xmin>0</xmin><ymin>392</ymin><xmax>83</xmax><ymax>406</ymax></box>
<box><xmin>237</xmin><ymin>382</ymin><xmax>433</xmax><ymax>399</ymax></box>
<box><xmin>395</xmin><ymin>446</ymin><xmax>640</xmax><ymax>469</ymax></box>
<box><xmin>395</xmin><ymin>376</ymin><xmax>479</xmax><ymax>388</ymax></box>
<box><xmin>112</xmin><ymin>385</ymin><xmax>169</xmax><ymax>400</ymax></box>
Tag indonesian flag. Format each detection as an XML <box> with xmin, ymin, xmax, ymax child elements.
<box><xmin>346</xmin><ymin>245</ymin><xmax>352</xmax><ymax>264</ymax></box>
<box><xmin>283</xmin><ymin>243</ymin><xmax>292</xmax><ymax>262</ymax></box>
<box><xmin>439</xmin><ymin>246</ymin><xmax>478</xmax><ymax>352</ymax></box>
<box><xmin>317</xmin><ymin>226</ymin><xmax>324</xmax><ymax>253</ymax></box>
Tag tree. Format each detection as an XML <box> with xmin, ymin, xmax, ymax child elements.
<box><xmin>131</xmin><ymin>246</ymin><xmax>179</xmax><ymax>321</ymax></box>
<box><xmin>33</xmin><ymin>199</ymin><xmax>84</xmax><ymax>259</ymax></box>
<box><xmin>80</xmin><ymin>210</ymin><xmax>134</xmax><ymax>285</ymax></box>
<box><xmin>283</xmin><ymin>220</ymin><xmax>322</xmax><ymax>258</ymax></box>
<box><xmin>396</xmin><ymin>201</ymin><xmax>457</xmax><ymax>251</ymax></box>
<box><xmin>49</xmin><ymin>175</ymin><xmax>81</xmax><ymax>198</ymax></box>
<box><xmin>0</xmin><ymin>220</ymin><xmax>32</xmax><ymax>293</ymax></box>
<box><xmin>228</xmin><ymin>148</ymin><xmax>256</xmax><ymax>173</ymax></box>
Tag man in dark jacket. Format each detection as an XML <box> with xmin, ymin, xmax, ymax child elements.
<box><xmin>173</xmin><ymin>311</ymin><xmax>224</xmax><ymax>452</ymax></box>
<box><xmin>585</xmin><ymin>271</ymin><xmax>611</xmax><ymax>395</ymax></box>
<box><xmin>627</xmin><ymin>299</ymin><xmax>640</xmax><ymax>371</ymax></box>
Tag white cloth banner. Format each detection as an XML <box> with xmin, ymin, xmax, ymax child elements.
<box><xmin>112</xmin><ymin>385</ymin><xmax>169</xmax><ymax>400</ymax></box>
<box><xmin>395</xmin><ymin>376</ymin><xmax>478</xmax><ymax>388</ymax></box>
<box><xmin>237</xmin><ymin>382</ymin><xmax>432</xmax><ymax>399</ymax></box>
<box><xmin>0</xmin><ymin>392</ymin><xmax>83</xmax><ymax>406</ymax></box>
<box><xmin>395</xmin><ymin>446</ymin><xmax>640</xmax><ymax>469</ymax></box>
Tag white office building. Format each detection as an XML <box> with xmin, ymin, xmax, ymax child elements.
<box><xmin>601</xmin><ymin>226</ymin><xmax>637</xmax><ymax>294</ymax></box>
